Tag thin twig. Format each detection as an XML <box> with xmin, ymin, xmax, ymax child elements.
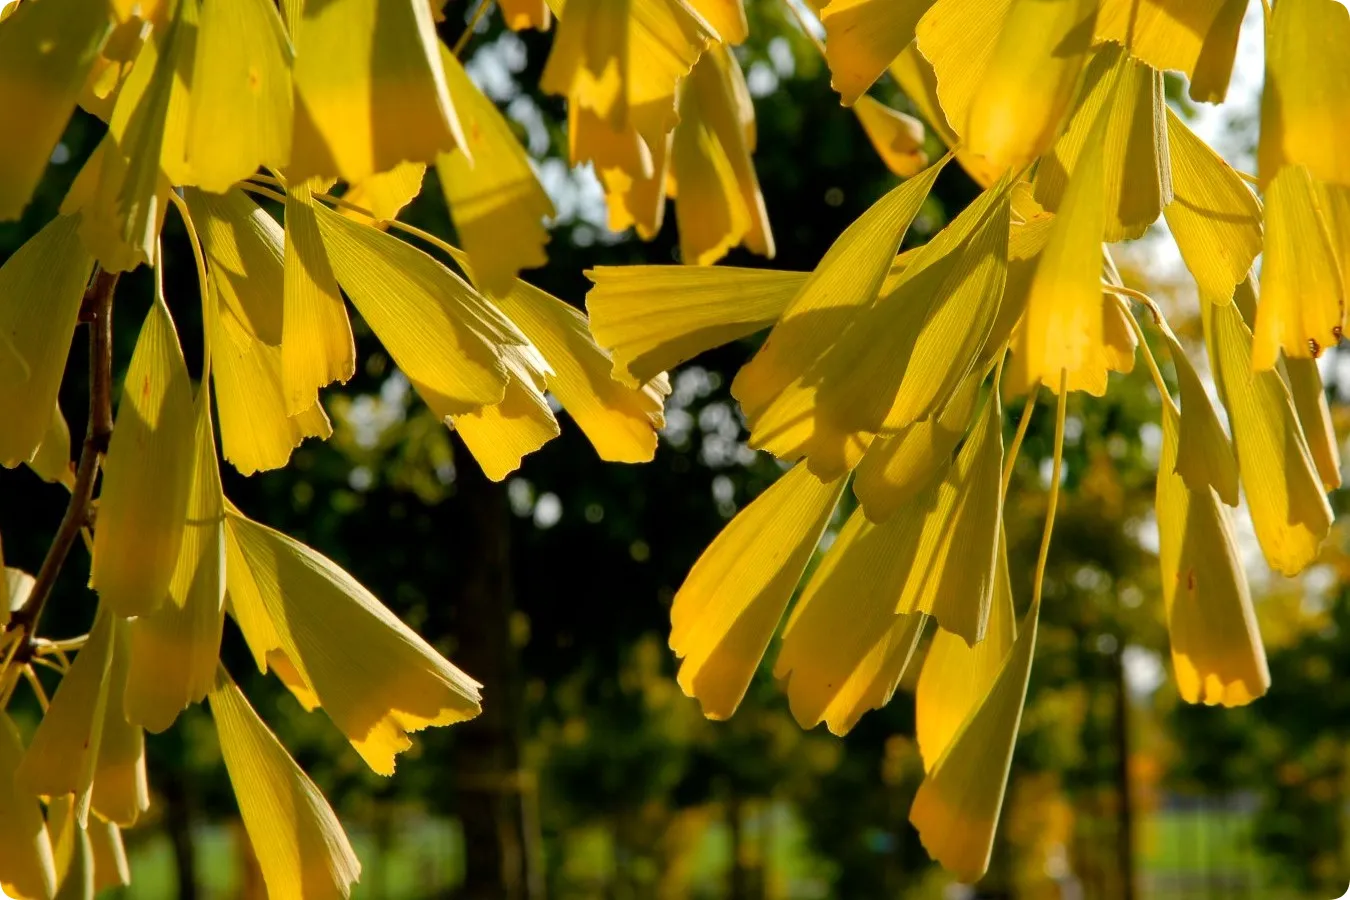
<box><xmin>5</xmin><ymin>269</ymin><xmax>118</xmax><ymax>646</ymax></box>
<box><xmin>1002</xmin><ymin>387</ymin><xmax>1038</xmax><ymax>496</ymax></box>
<box><xmin>454</xmin><ymin>0</ymin><xmax>494</xmax><ymax>57</ymax></box>
<box><xmin>21</xmin><ymin>666</ymin><xmax>50</xmax><ymax>711</ymax></box>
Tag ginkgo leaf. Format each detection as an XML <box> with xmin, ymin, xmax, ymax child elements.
<box><xmin>1258</xmin><ymin>0</ymin><xmax>1350</xmax><ymax>187</ymax></box>
<box><xmin>671</xmin><ymin>463</ymin><xmax>844</xmax><ymax>720</ymax></box>
<box><xmin>0</xmin><ymin>214</ymin><xmax>92</xmax><ymax>468</ymax></box>
<box><xmin>774</xmin><ymin>502</ymin><xmax>930</xmax><ymax>734</ymax></box>
<box><xmin>91</xmin><ymin>281</ymin><xmax>194</xmax><ymax>618</ymax></box>
<box><xmin>0</xmin><ymin>713</ymin><xmax>56</xmax><ymax>900</ymax></box>
<box><xmin>1162</xmin><ymin>109</ymin><xmax>1261</xmax><ymax>306</ymax></box>
<box><xmin>910</xmin><ymin>596</ymin><xmax>1039</xmax><ymax>883</ymax></box>
<box><xmin>853</xmin><ymin>95</ymin><xmax>928</xmax><ymax>178</ymax></box>
<box><xmin>0</xmin><ymin>0</ymin><xmax>111</xmax><ymax>220</ymax></box>
<box><xmin>208</xmin><ymin>667</ymin><xmax>361</xmax><ymax>900</ymax></box>
<box><xmin>1251</xmin><ymin>165</ymin><xmax>1343</xmax><ymax>369</ymax></box>
<box><xmin>125</xmin><ymin>386</ymin><xmax>226</xmax><ymax>734</ymax></box>
<box><xmin>1204</xmin><ymin>287</ymin><xmax>1331</xmax><ymax>576</ymax></box>
<box><xmin>437</xmin><ymin>45</ymin><xmax>555</xmax><ymax>296</ymax></box>
<box><xmin>500</xmin><ymin>0</ymin><xmax>552</xmax><ymax>30</ymax></box>
<box><xmin>1014</xmin><ymin>104</ymin><xmax>1117</xmax><ymax>395</ymax></box>
<box><xmin>17</xmin><ymin>610</ymin><xmax>149</xmax><ymax>828</ymax></box>
<box><xmin>158</xmin><ymin>0</ymin><xmax>198</xmax><ymax>187</ymax></box>
<box><xmin>1284</xmin><ymin>356</ymin><xmax>1342</xmax><ymax>491</ymax></box>
<box><xmin>453</xmin><ymin>253</ymin><xmax>667</xmax><ymax>463</ymax></box>
<box><xmin>87</xmin><ymin>817</ymin><xmax>131</xmax><ymax>895</ymax></box>
<box><xmin>313</xmin><ymin>202</ymin><xmax>521</xmax><ymax>418</ymax></box>
<box><xmin>914</xmin><ymin>0</ymin><xmax>1010</xmax><ymax>154</ymax></box>
<box><xmin>894</xmin><ymin>387</ymin><xmax>1004</xmax><ymax>644</ymax></box>
<box><xmin>915</xmin><ymin>526</ymin><xmax>1015</xmax><ymax>770</ymax></box>
<box><xmin>585</xmin><ymin>265</ymin><xmax>806</xmax><ymax>386</ymax></box>
<box><xmin>852</xmin><ymin>368</ymin><xmax>980</xmax><ymax>523</ymax></box>
<box><xmin>1161</xmin><ymin>328</ymin><xmax>1239</xmax><ymax>506</ymax></box>
<box><xmin>211</xmin><ymin>290</ymin><xmax>333</xmax><ymax>476</ymax></box>
<box><xmin>186</xmin><ymin>0</ymin><xmax>293</xmax><ymax>192</ymax></box>
<box><xmin>734</xmin><ymin>154</ymin><xmax>947</xmax><ymax>424</ymax></box>
<box><xmin>671</xmin><ymin>44</ymin><xmax>774</xmax><ymax>265</ymax></box>
<box><xmin>282</xmin><ymin>178</ymin><xmax>355</xmax><ymax>415</ymax></box>
<box><xmin>224</xmin><ymin>508</ymin><xmax>483</xmax><ymax>775</ymax></box>
<box><xmin>187</xmin><ymin>188</ymin><xmax>285</xmax><ymax>346</ymax></box>
<box><xmin>887</xmin><ymin>45</ymin><xmax>1004</xmax><ymax>189</ymax></box>
<box><xmin>810</xmin><ymin>175</ymin><xmax>1010</xmax><ymax>438</ymax></box>
<box><xmin>289</xmin><ymin>0</ymin><xmax>467</xmax><ymax>183</ymax></box>
<box><xmin>65</xmin><ymin>5</ymin><xmax>185</xmax><ymax>272</ymax></box>
<box><xmin>27</xmin><ymin>401</ymin><xmax>74</xmax><ymax>489</ymax></box>
<box><xmin>2</xmin><ymin>565</ymin><xmax>34</xmax><ymax>632</ymax></box>
<box><xmin>820</xmin><ymin>0</ymin><xmax>930</xmax><ymax>107</ymax></box>
<box><xmin>339</xmin><ymin>162</ymin><xmax>426</xmax><ymax>225</ymax></box>
<box><xmin>687</xmin><ymin>0</ymin><xmax>745</xmax><ymax>44</ymax></box>
<box><xmin>1034</xmin><ymin>44</ymin><xmax>1171</xmax><ymax>242</ymax></box>
<box><xmin>452</xmin><ymin>350</ymin><xmax>560</xmax><ymax>481</ymax></box>
<box><xmin>939</xmin><ymin>0</ymin><xmax>1096</xmax><ymax>175</ymax></box>
<box><xmin>49</xmin><ymin>786</ymin><xmax>94</xmax><ymax>900</ymax></box>
<box><xmin>1092</xmin><ymin>0</ymin><xmax>1245</xmax><ymax>103</ymax></box>
<box><xmin>1156</xmin><ymin>401</ymin><xmax>1269</xmax><ymax>706</ymax></box>
<box><xmin>595</xmin><ymin>119</ymin><xmax>672</xmax><ymax>239</ymax></box>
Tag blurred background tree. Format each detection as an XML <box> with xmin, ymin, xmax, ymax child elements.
<box><xmin>1</xmin><ymin>1</ymin><xmax>1346</xmax><ymax>898</ymax></box>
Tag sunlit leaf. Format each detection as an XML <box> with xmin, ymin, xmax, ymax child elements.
<box><xmin>1284</xmin><ymin>356</ymin><xmax>1342</xmax><ymax>492</ymax></box>
<box><xmin>1093</xmin><ymin>0</ymin><xmax>1245</xmax><ymax>103</ymax></box>
<box><xmin>452</xmin><ymin>348</ymin><xmax>559</xmax><ymax>481</ymax></box>
<box><xmin>0</xmin><ymin>712</ymin><xmax>56</xmax><ymax>900</ymax></box>
<box><xmin>339</xmin><ymin>161</ymin><xmax>426</xmax><ymax>225</ymax></box>
<box><xmin>187</xmin><ymin>187</ymin><xmax>285</xmax><ymax>346</ymax></box>
<box><xmin>687</xmin><ymin>0</ymin><xmax>745</xmax><ymax>44</ymax></box>
<box><xmin>91</xmin><ymin>281</ymin><xmax>194</xmax><ymax>618</ymax></box>
<box><xmin>0</xmin><ymin>214</ymin><xmax>93</xmax><ymax>469</ymax></box>
<box><xmin>208</xmin><ymin>667</ymin><xmax>361</xmax><ymax>899</ymax></box>
<box><xmin>500</xmin><ymin>0</ymin><xmax>552</xmax><ymax>30</ymax></box>
<box><xmin>672</xmin><ymin>463</ymin><xmax>844</xmax><ymax>720</ymax></box>
<box><xmin>853</xmin><ymin>95</ymin><xmax>928</xmax><ymax>178</ymax></box>
<box><xmin>1161</xmin><ymin>328</ymin><xmax>1239</xmax><ymax>507</ymax></box>
<box><xmin>821</xmin><ymin>0</ymin><xmax>932</xmax><ymax>106</ymax></box>
<box><xmin>225</xmin><ymin>507</ymin><xmax>483</xmax><ymax>775</ymax></box>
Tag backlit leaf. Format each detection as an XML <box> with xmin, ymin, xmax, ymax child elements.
<box><xmin>0</xmin><ymin>713</ymin><xmax>56</xmax><ymax>900</ymax></box>
<box><xmin>853</xmin><ymin>95</ymin><xmax>928</xmax><ymax>178</ymax></box>
<box><xmin>1162</xmin><ymin>328</ymin><xmax>1239</xmax><ymax>506</ymax></box>
<box><xmin>821</xmin><ymin>0</ymin><xmax>932</xmax><ymax>107</ymax></box>
<box><xmin>1093</xmin><ymin>0</ymin><xmax>1245</xmax><ymax>103</ymax></box>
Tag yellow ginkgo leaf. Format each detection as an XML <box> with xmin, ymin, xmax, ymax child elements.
<box><xmin>186</xmin><ymin>0</ymin><xmax>293</xmax><ymax>192</ymax></box>
<box><xmin>915</xmin><ymin>525</ymin><xmax>1015</xmax><ymax>770</ymax></box>
<box><xmin>500</xmin><ymin>0</ymin><xmax>552</xmax><ymax>30</ymax></box>
<box><xmin>282</xmin><ymin>178</ymin><xmax>355</xmax><ymax>415</ymax></box>
<box><xmin>1161</xmin><ymin>328</ymin><xmax>1239</xmax><ymax>506</ymax></box>
<box><xmin>65</xmin><ymin>5</ymin><xmax>185</xmax><ymax>272</ymax></box>
<box><xmin>1205</xmin><ymin>287</ymin><xmax>1331</xmax><ymax>576</ymax></box>
<box><xmin>1035</xmin><ymin>44</ymin><xmax>1171</xmax><ymax>242</ymax></box>
<box><xmin>1162</xmin><ymin>108</ymin><xmax>1261</xmax><ymax>306</ymax></box>
<box><xmin>733</xmin><ymin>154</ymin><xmax>947</xmax><ymax>423</ymax></box>
<box><xmin>671</xmin><ymin>44</ymin><xmax>774</xmax><ymax>265</ymax></box>
<box><xmin>187</xmin><ymin>187</ymin><xmax>285</xmax><ymax>346</ymax></box>
<box><xmin>27</xmin><ymin>402</ymin><xmax>74</xmax><ymax>489</ymax></box>
<box><xmin>437</xmin><ymin>46</ymin><xmax>555</xmax><ymax>296</ymax></box>
<box><xmin>1092</xmin><ymin>0</ymin><xmax>1245</xmax><ymax>103</ymax></box>
<box><xmin>585</xmin><ymin>265</ymin><xmax>806</xmax><ymax>386</ymax></box>
<box><xmin>774</xmin><ymin>502</ymin><xmax>929</xmax><ymax>734</ymax></box>
<box><xmin>853</xmin><ymin>95</ymin><xmax>928</xmax><ymax>178</ymax></box>
<box><xmin>0</xmin><ymin>712</ymin><xmax>56</xmax><ymax>900</ymax></box>
<box><xmin>887</xmin><ymin>45</ymin><xmax>1005</xmax><ymax>189</ymax></box>
<box><xmin>313</xmin><ymin>202</ymin><xmax>520</xmax><ymax>418</ymax></box>
<box><xmin>810</xmin><ymin>174</ymin><xmax>1011</xmax><ymax>437</ymax></box>
<box><xmin>17</xmin><ymin>610</ymin><xmax>149</xmax><ymax>828</ymax></box>
<box><xmin>208</xmin><ymin>667</ymin><xmax>361</xmax><ymax>900</ymax></box>
<box><xmin>224</xmin><ymin>508</ymin><xmax>483</xmax><ymax>775</ymax></box>
<box><xmin>1258</xmin><ymin>0</ymin><xmax>1350</xmax><ymax>187</ymax></box>
<box><xmin>1251</xmin><ymin>165</ymin><xmax>1344</xmax><ymax>369</ymax></box>
<box><xmin>671</xmin><ymin>463</ymin><xmax>844</xmax><ymax>720</ymax></box>
<box><xmin>87</xmin><ymin>817</ymin><xmax>131</xmax><ymax>895</ymax></box>
<box><xmin>1156</xmin><ymin>401</ymin><xmax>1269</xmax><ymax>706</ymax></box>
<box><xmin>339</xmin><ymin>161</ymin><xmax>426</xmax><ymax>226</ymax></box>
<box><xmin>48</xmin><ymin>792</ymin><xmax>93</xmax><ymax>900</ymax></box>
<box><xmin>125</xmin><ymin>386</ymin><xmax>226</xmax><ymax>734</ymax></box>
<box><xmin>687</xmin><ymin>0</ymin><xmax>745</xmax><ymax>44</ymax></box>
<box><xmin>452</xmin><ymin>349</ymin><xmax>560</xmax><ymax>481</ymax></box>
<box><xmin>1284</xmin><ymin>357</ymin><xmax>1342</xmax><ymax>491</ymax></box>
<box><xmin>0</xmin><ymin>0</ymin><xmax>111</xmax><ymax>220</ymax></box>
<box><xmin>910</xmin><ymin>595</ymin><xmax>1039</xmax><ymax>883</ymax></box>
<box><xmin>91</xmin><ymin>281</ymin><xmax>194</xmax><ymax>618</ymax></box>
<box><xmin>211</xmin><ymin>291</ymin><xmax>333</xmax><ymax>476</ymax></box>
<box><xmin>0</xmin><ymin>214</ymin><xmax>92</xmax><ymax>468</ymax></box>
<box><xmin>595</xmin><ymin>119</ymin><xmax>672</xmax><ymax>239</ymax></box>
<box><xmin>455</xmin><ymin>254</ymin><xmax>668</xmax><ymax>463</ymax></box>
<box><xmin>1014</xmin><ymin>104</ymin><xmax>1119</xmax><ymax>395</ymax></box>
<box><xmin>289</xmin><ymin>0</ymin><xmax>467</xmax><ymax>183</ymax></box>
<box><xmin>852</xmin><ymin>368</ymin><xmax>980</xmax><ymax>524</ymax></box>
<box><xmin>821</xmin><ymin>0</ymin><xmax>930</xmax><ymax>107</ymax></box>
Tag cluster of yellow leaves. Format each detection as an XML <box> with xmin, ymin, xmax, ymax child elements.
<box><xmin>586</xmin><ymin>0</ymin><xmax>1349</xmax><ymax>885</ymax></box>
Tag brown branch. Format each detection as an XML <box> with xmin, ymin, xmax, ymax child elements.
<box><xmin>6</xmin><ymin>268</ymin><xmax>118</xmax><ymax>649</ymax></box>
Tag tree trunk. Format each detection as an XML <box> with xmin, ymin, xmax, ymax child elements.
<box><xmin>450</xmin><ymin>443</ymin><xmax>542</xmax><ymax>899</ymax></box>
